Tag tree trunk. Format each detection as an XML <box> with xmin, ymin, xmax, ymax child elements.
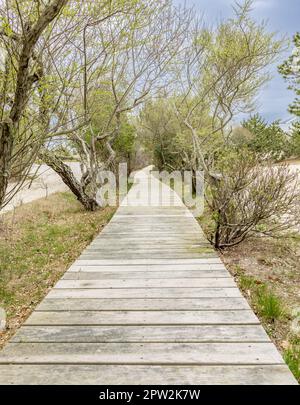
<box><xmin>0</xmin><ymin>0</ymin><xmax>69</xmax><ymax>210</ymax></box>
<box><xmin>214</xmin><ymin>209</ymin><xmax>222</xmax><ymax>249</ymax></box>
<box><xmin>39</xmin><ymin>150</ymin><xmax>99</xmax><ymax>211</ymax></box>
<box><xmin>10</xmin><ymin>0</ymin><xmax>69</xmax><ymax>124</ymax></box>
<box><xmin>0</xmin><ymin>120</ymin><xmax>13</xmax><ymax>208</ymax></box>
<box><xmin>191</xmin><ymin>169</ymin><xmax>197</xmax><ymax>194</ymax></box>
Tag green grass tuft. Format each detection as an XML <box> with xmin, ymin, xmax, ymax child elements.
<box><xmin>239</xmin><ymin>274</ymin><xmax>258</xmax><ymax>291</ymax></box>
<box><xmin>255</xmin><ymin>288</ymin><xmax>284</xmax><ymax>322</ymax></box>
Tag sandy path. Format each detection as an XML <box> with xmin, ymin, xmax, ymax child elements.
<box><xmin>1</xmin><ymin>163</ymin><xmax>81</xmax><ymax>214</ymax></box>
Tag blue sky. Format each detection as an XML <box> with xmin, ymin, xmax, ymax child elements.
<box><xmin>175</xmin><ymin>0</ymin><xmax>300</xmax><ymax>125</ymax></box>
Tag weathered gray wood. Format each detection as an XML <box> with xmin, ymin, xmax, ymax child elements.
<box><xmin>0</xmin><ymin>342</ymin><xmax>284</xmax><ymax>364</ymax></box>
<box><xmin>12</xmin><ymin>325</ymin><xmax>269</xmax><ymax>343</ymax></box>
<box><xmin>85</xmin><ymin>243</ymin><xmax>212</xmax><ymax>250</ymax></box>
<box><xmin>91</xmin><ymin>236</ymin><xmax>205</xmax><ymax>241</ymax></box>
<box><xmin>90</xmin><ymin>236</ymin><xmax>206</xmax><ymax>241</ymax></box>
<box><xmin>86</xmin><ymin>244</ymin><xmax>212</xmax><ymax>250</ymax></box>
<box><xmin>100</xmin><ymin>228</ymin><xmax>201</xmax><ymax>234</ymax></box>
<box><xmin>25</xmin><ymin>310</ymin><xmax>259</xmax><ymax>326</ymax></box>
<box><xmin>62</xmin><ymin>270</ymin><xmax>230</xmax><ymax>279</ymax></box>
<box><xmin>111</xmin><ymin>216</ymin><xmax>197</xmax><ymax>219</ymax></box>
<box><xmin>1</xmin><ymin>364</ymin><xmax>297</xmax><ymax>385</ymax></box>
<box><xmin>55</xmin><ymin>278</ymin><xmax>235</xmax><ymax>289</ymax></box>
<box><xmin>84</xmin><ymin>248</ymin><xmax>213</xmax><ymax>255</ymax></box>
<box><xmin>0</xmin><ymin>167</ymin><xmax>296</xmax><ymax>385</ymax></box>
<box><xmin>47</xmin><ymin>287</ymin><xmax>242</xmax><ymax>299</ymax></box>
<box><xmin>75</xmin><ymin>258</ymin><xmax>224</xmax><ymax>265</ymax></box>
<box><xmin>67</xmin><ymin>263</ymin><xmax>227</xmax><ymax>272</ymax></box>
<box><xmin>79</xmin><ymin>253</ymin><xmax>217</xmax><ymax>260</ymax></box>
<box><xmin>99</xmin><ymin>232</ymin><xmax>205</xmax><ymax>236</ymax></box>
<box><xmin>37</xmin><ymin>297</ymin><xmax>251</xmax><ymax>311</ymax></box>
<box><xmin>115</xmin><ymin>206</ymin><xmax>188</xmax><ymax>214</ymax></box>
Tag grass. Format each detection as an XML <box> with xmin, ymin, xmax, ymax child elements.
<box><xmin>236</xmin><ymin>273</ymin><xmax>284</xmax><ymax>322</ymax></box>
<box><xmin>256</xmin><ymin>288</ymin><xmax>284</xmax><ymax>322</ymax></box>
<box><xmin>225</xmin><ymin>244</ymin><xmax>299</xmax><ymax>382</ymax></box>
<box><xmin>284</xmin><ymin>337</ymin><xmax>300</xmax><ymax>381</ymax></box>
<box><xmin>198</xmin><ymin>210</ymin><xmax>300</xmax><ymax>382</ymax></box>
<box><xmin>239</xmin><ymin>273</ymin><xmax>258</xmax><ymax>291</ymax></box>
<box><xmin>0</xmin><ymin>192</ymin><xmax>116</xmax><ymax>347</ymax></box>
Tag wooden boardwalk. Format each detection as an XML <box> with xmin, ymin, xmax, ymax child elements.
<box><xmin>0</xmin><ymin>167</ymin><xmax>297</xmax><ymax>384</ymax></box>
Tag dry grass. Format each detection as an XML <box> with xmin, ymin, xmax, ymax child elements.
<box><xmin>220</xmin><ymin>235</ymin><xmax>300</xmax><ymax>381</ymax></box>
<box><xmin>0</xmin><ymin>192</ymin><xmax>116</xmax><ymax>348</ymax></box>
<box><xmin>221</xmin><ymin>235</ymin><xmax>300</xmax><ymax>307</ymax></box>
<box><xmin>199</xmin><ymin>206</ymin><xmax>300</xmax><ymax>381</ymax></box>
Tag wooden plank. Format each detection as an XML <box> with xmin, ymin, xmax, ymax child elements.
<box><xmin>90</xmin><ymin>240</ymin><xmax>206</xmax><ymax>245</ymax></box>
<box><xmin>75</xmin><ymin>258</ymin><xmax>223</xmax><ymax>265</ymax></box>
<box><xmin>89</xmin><ymin>238</ymin><xmax>209</xmax><ymax>243</ymax></box>
<box><xmin>81</xmin><ymin>250</ymin><xmax>215</xmax><ymax>255</ymax></box>
<box><xmin>0</xmin><ymin>342</ymin><xmax>284</xmax><ymax>364</ymax></box>
<box><xmin>112</xmin><ymin>216</ymin><xmax>195</xmax><ymax>219</ymax></box>
<box><xmin>107</xmin><ymin>223</ymin><xmax>200</xmax><ymax>228</ymax></box>
<box><xmin>104</xmin><ymin>219</ymin><xmax>195</xmax><ymax>224</ymax></box>
<box><xmin>86</xmin><ymin>243</ymin><xmax>212</xmax><ymax>249</ymax></box>
<box><xmin>110</xmin><ymin>216</ymin><xmax>197</xmax><ymax>219</ymax></box>
<box><xmin>102</xmin><ymin>228</ymin><xmax>201</xmax><ymax>233</ymax></box>
<box><xmin>116</xmin><ymin>212</ymin><xmax>191</xmax><ymax>217</ymax></box>
<box><xmin>47</xmin><ymin>287</ymin><xmax>242</xmax><ymax>299</ymax></box>
<box><xmin>82</xmin><ymin>248</ymin><xmax>213</xmax><ymax>252</ymax></box>
<box><xmin>105</xmin><ymin>218</ymin><xmax>198</xmax><ymax>222</ymax></box>
<box><xmin>101</xmin><ymin>227</ymin><xmax>200</xmax><ymax>232</ymax></box>
<box><xmin>55</xmin><ymin>278</ymin><xmax>235</xmax><ymax>289</ymax></box>
<box><xmin>80</xmin><ymin>251</ymin><xmax>216</xmax><ymax>256</ymax></box>
<box><xmin>80</xmin><ymin>252</ymin><xmax>216</xmax><ymax>258</ymax></box>
<box><xmin>26</xmin><ymin>310</ymin><xmax>259</xmax><ymax>326</ymax></box>
<box><xmin>112</xmin><ymin>221</ymin><xmax>196</xmax><ymax>224</ymax></box>
<box><xmin>67</xmin><ymin>263</ymin><xmax>227</xmax><ymax>272</ymax></box>
<box><xmin>0</xmin><ymin>364</ymin><xmax>296</xmax><ymax>385</ymax></box>
<box><xmin>62</xmin><ymin>270</ymin><xmax>230</xmax><ymax>279</ymax></box>
<box><xmin>12</xmin><ymin>325</ymin><xmax>270</xmax><ymax>343</ymax></box>
<box><xmin>116</xmin><ymin>206</ymin><xmax>188</xmax><ymax>213</ymax></box>
<box><xmin>100</xmin><ymin>231</ymin><xmax>204</xmax><ymax>235</ymax></box>
<box><xmin>84</xmin><ymin>242</ymin><xmax>208</xmax><ymax>247</ymax></box>
<box><xmin>37</xmin><ymin>297</ymin><xmax>251</xmax><ymax>311</ymax></box>
<box><xmin>91</xmin><ymin>234</ymin><xmax>206</xmax><ymax>238</ymax></box>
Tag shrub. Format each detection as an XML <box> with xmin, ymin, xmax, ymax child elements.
<box><xmin>206</xmin><ymin>150</ymin><xmax>300</xmax><ymax>248</ymax></box>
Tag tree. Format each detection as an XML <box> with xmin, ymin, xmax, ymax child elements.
<box><xmin>40</xmin><ymin>0</ymin><xmax>193</xmax><ymax>210</ymax></box>
<box><xmin>136</xmin><ymin>1</ymin><xmax>297</xmax><ymax>249</ymax></box>
<box><xmin>241</xmin><ymin>114</ymin><xmax>289</xmax><ymax>161</ymax></box>
<box><xmin>278</xmin><ymin>32</ymin><xmax>300</xmax><ymax>118</ymax></box>
<box><xmin>0</xmin><ymin>0</ymin><xmax>69</xmax><ymax>210</ymax></box>
<box><xmin>113</xmin><ymin>120</ymin><xmax>136</xmax><ymax>173</ymax></box>
<box><xmin>289</xmin><ymin>120</ymin><xmax>300</xmax><ymax>157</ymax></box>
<box><xmin>135</xmin><ymin>99</ymin><xmax>186</xmax><ymax>171</ymax></box>
<box><xmin>174</xmin><ymin>0</ymin><xmax>284</xmax><ymax>184</ymax></box>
